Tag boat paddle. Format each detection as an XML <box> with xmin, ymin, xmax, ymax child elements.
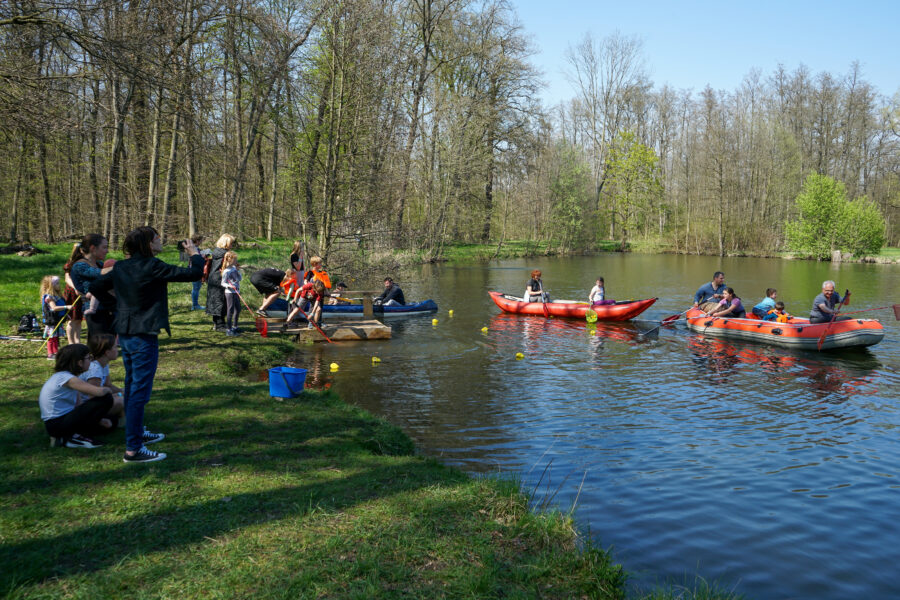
<box><xmin>816</xmin><ymin>289</ymin><xmax>849</xmax><ymax>351</ymax></box>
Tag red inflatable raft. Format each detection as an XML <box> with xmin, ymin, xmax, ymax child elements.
<box><xmin>488</xmin><ymin>291</ymin><xmax>657</xmax><ymax>321</ymax></box>
<box><xmin>684</xmin><ymin>308</ymin><xmax>884</xmax><ymax>350</ymax></box>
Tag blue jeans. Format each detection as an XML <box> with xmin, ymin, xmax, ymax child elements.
<box><xmin>120</xmin><ymin>333</ymin><xmax>160</xmax><ymax>451</ymax></box>
<box><xmin>191</xmin><ymin>281</ymin><xmax>203</xmax><ymax>307</ymax></box>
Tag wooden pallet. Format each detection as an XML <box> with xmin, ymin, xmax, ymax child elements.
<box><xmin>265</xmin><ymin>318</ymin><xmax>391</xmax><ymax>342</ymax></box>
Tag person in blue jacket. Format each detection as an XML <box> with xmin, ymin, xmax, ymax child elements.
<box><xmin>693</xmin><ymin>271</ymin><xmax>726</xmax><ymax>309</ymax></box>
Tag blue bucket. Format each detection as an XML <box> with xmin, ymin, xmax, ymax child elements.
<box><xmin>268</xmin><ymin>366</ymin><xmax>307</xmax><ymax>398</ymax></box>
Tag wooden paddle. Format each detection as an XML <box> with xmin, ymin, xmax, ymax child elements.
<box><xmin>640</xmin><ymin>307</ymin><xmax>692</xmax><ymax>336</ymax></box>
<box><xmin>817</xmin><ymin>289</ymin><xmax>849</xmax><ymax>351</ymax></box>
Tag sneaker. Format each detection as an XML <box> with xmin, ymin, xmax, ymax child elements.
<box><xmin>225</xmin><ymin>329</ymin><xmax>236</xmax><ymax>336</ymax></box>
<box><xmin>123</xmin><ymin>446</ymin><xmax>167</xmax><ymax>463</ymax></box>
<box><xmin>192</xmin><ymin>305</ymin><xmax>205</xmax><ymax>310</ymax></box>
<box><xmin>307</xmin><ymin>322</ymin><xmax>315</xmax><ymax>329</ymax></box>
<box><xmin>256</xmin><ymin>309</ymin><xmax>268</xmax><ymax>317</ymax></box>
<box><xmin>65</xmin><ymin>433</ymin><xmax>104</xmax><ymax>449</ymax></box>
<box><xmin>142</xmin><ymin>430</ymin><xmax>165</xmax><ymax>445</ymax></box>
<box><xmin>46</xmin><ymin>356</ymin><xmax>55</xmax><ymax>360</ymax></box>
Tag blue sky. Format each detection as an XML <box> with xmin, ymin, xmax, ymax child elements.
<box><xmin>511</xmin><ymin>0</ymin><xmax>899</xmax><ymax>106</ymax></box>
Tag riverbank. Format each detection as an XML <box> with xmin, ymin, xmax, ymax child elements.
<box><xmin>435</xmin><ymin>241</ymin><xmax>900</xmax><ymax>264</ymax></box>
<box><xmin>0</xmin><ymin>245</ymin><xmax>740</xmax><ymax>599</ymax></box>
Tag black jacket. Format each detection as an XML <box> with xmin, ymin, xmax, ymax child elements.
<box><xmin>205</xmin><ymin>247</ymin><xmax>228</xmax><ymax>317</ymax></box>
<box><xmin>376</xmin><ymin>283</ymin><xmax>405</xmax><ymax>305</ymax></box>
<box><xmin>89</xmin><ymin>254</ymin><xmax>204</xmax><ymax>335</ymax></box>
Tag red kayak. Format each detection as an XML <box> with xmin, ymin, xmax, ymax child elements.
<box><xmin>489</xmin><ymin>291</ymin><xmax>657</xmax><ymax>321</ymax></box>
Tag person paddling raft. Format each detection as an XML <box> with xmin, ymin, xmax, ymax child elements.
<box><xmin>704</xmin><ymin>287</ymin><xmax>746</xmax><ymax>319</ymax></box>
<box><xmin>525</xmin><ymin>270</ymin><xmax>549</xmax><ymax>303</ymax></box>
<box><xmin>809</xmin><ymin>280</ymin><xmax>850</xmax><ymax>323</ymax></box>
<box><xmin>693</xmin><ymin>271</ymin><xmax>726</xmax><ymax>311</ymax></box>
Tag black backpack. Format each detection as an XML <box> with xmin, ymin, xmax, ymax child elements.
<box><xmin>42</xmin><ymin>296</ymin><xmax>67</xmax><ymax>327</ymax></box>
<box><xmin>17</xmin><ymin>312</ymin><xmax>37</xmax><ymax>333</ymax></box>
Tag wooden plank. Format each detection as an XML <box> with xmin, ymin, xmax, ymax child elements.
<box><xmin>280</xmin><ymin>319</ymin><xmax>391</xmax><ymax>342</ymax></box>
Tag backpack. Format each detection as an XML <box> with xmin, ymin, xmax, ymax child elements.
<box><xmin>42</xmin><ymin>295</ymin><xmax>66</xmax><ymax>327</ymax></box>
<box><xmin>201</xmin><ymin>255</ymin><xmax>213</xmax><ymax>283</ymax></box>
<box><xmin>17</xmin><ymin>312</ymin><xmax>37</xmax><ymax>334</ymax></box>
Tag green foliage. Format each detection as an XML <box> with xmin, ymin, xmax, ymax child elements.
<box><xmin>604</xmin><ymin>131</ymin><xmax>663</xmax><ymax>250</ymax></box>
<box><xmin>549</xmin><ymin>143</ymin><xmax>593</xmax><ymax>251</ymax></box>
<box><xmin>786</xmin><ymin>174</ymin><xmax>886</xmax><ymax>259</ymax></box>
<box><xmin>841</xmin><ymin>196</ymin><xmax>887</xmax><ymax>257</ymax></box>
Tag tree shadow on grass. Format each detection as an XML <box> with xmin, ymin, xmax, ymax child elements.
<box><xmin>0</xmin><ymin>460</ymin><xmax>460</xmax><ymax>593</ymax></box>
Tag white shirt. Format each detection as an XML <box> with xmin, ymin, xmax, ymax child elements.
<box><xmin>38</xmin><ymin>371</ymin><xmax>80</xmax><ymax>421</ymax></box>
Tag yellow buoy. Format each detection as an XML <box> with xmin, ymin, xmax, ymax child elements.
<box><xmin>432</xmin><ymin>318</ymin><xmax>439</xmax><ymax>326</ymax></box>
<box><xmin>515</xmin><ymin>352</ymin><xmax>524</xmax><ymax>360</ymax></box>
<box><xmin>448</xmin><ymin>309</ymin><xmax>454</xmax><ymax>317</ymax></box>
<box><xmin>481</xmin><ymin>326</ymin><xmax>488</xmax><ymax>333</ymax></box>
<box><xmin>330</xmin><ymin>362</ymin><xmax>339</xmax><ymax>371</ymax></box>
<box><xmin>372</xmin><ymin>356</ymin><xmax>381</xmax><ymax>364</ymax></box>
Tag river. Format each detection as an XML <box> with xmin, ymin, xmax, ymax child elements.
<box><xmin>289</xmin><ymin>254</ymin><xmax>900</xmax><ymax>599</ymax></box>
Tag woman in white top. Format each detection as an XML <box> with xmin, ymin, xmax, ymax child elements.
<box><xmin>39</xmin><ymin>344</ymin><xmax>119</xmax><ymax>448</ymax></box>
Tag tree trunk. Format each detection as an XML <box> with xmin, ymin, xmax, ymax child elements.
<box><xmin>159</xmin><ymin>110</ymin><xmax>181</xmax><ymax>242</ymax></box>
<box><xmin>38</xmin><ymin>136</ymin><xmax>54</xmax><ymax>242</ymax></box>
<box><xmin>146</xmin><ymin>88</ymin><xmax>164</xmax><ymax>225</ymax></box>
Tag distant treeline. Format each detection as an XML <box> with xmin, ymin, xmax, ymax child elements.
<box><xmin>1</xmin><ymin>1</ymin><xmax>897</xmax><ymax>260</ymax></box>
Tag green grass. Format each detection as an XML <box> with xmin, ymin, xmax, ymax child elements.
<box><xmin>0</xmin><ymin>243</ymin><xmax>631</xmax><ymax>599</ymax></box>
<box><xmin>0</xmin><ymin>242</ymin><xmax>741</xmax><ymax>599</ymax></box>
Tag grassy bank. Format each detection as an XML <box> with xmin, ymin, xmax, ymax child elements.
<box><xmin>0</xmin><ymin>243</ymin><xmax>739</xmax><ymax>599</ymax></box>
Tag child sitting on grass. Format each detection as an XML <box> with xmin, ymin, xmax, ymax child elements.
<box><xmin>40</xmin><ymin>275</ymin><xmax>70</xmax><ymax>360</ymax></box>
<box><xmin>80</xmin><ymin>334</ymin><xmax>126</xmax><ymax>429</ymax></box>
<box><xmin>39</xmin><ymin>343</ymin><xmax>120</xmax><ymax>449</ymax></box>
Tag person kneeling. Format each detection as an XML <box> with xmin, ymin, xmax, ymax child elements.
<box><xmin>39</xmin><ymin>344</ymin><xmax>120</xmax><ymax>449</ymax></box>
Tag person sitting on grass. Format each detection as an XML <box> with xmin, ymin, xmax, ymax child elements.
<box><xmin>39</xmin><ymin>343</ymin><xmax>118</xmax><ymax>449</ymax></box>
<box><xmin>80</xmin><ymin>333</ymin><xmax>126</xmax><ymax>429</ymax></box>
<box><xmin>375</xmin><ymin>277</ymin><xmax>405</xmax><ymax>306</ymax></box>
<box><xmin>752</xmin><ymin>288</ymin><xmax>778</xmax><ymax>319</ymax></box>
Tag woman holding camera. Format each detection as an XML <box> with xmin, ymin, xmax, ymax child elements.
<box><xmin>89</xmin><ymin>227</ymin><xmax>204</xmax><ymax>463</ymax></box>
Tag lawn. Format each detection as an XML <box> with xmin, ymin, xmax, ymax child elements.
<box><xmin>0</xmin><ymin>241</ymin><xmax>738</xmax><ymax>599</ymax></box>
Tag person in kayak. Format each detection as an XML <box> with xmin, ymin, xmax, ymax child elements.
<box><xmin>375</xmin><ymin>277</ymin><xmax>405</xmax><ymax>306</ymax></box>
<box><xmin>704</xmin><ymin>287</ymin><xmax>746</xmax><ymax>318</ymax></box>
<box><xmin>525</xmin><ymin>270</ymin><xmax>548</xmax><ymax>303</ymax></box>
<box><xmin>809</xmin><ymin>280</ymin><xmax>850</xmax><ymax>323</ymax></box>
<box><xmin>589</xmin><ymin>277</ymin><xmax>605</xmax><ymax>303</ymax></box>
<box><xmin>693</xmin><ymin>271</ymin><xmax>726</xmax><ymax>311</ymax></box>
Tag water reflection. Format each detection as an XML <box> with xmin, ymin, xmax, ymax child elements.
<box><xmin>688</xmin><ymin>337</ymin><xmax>879</xmax><ymax>400</ymax></box>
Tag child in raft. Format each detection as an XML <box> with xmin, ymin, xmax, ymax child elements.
<box><xmin>39</xmin><ymin>343</ymin><xmax>120</xmax><ymax>448</ymax></box>
<box><xmin>40</xmin><ymin>275</ymin><xmax>70</xmax><ymax>360</ymax></box>
<box><xmin>765</xmin><ymin>301</ymin><xmax>792</xmax><ymax>323</ymax></box>
<box><xmin>220</xmin><ymin>251</ymin><xmax>242</xmax><ymax>336</ymax></box>
<box><xmin>80</xmin><ymin>333</ymin><xmax>125</xmax><ymax>429</ymax></box>
<box><xmin>752</xmin><ymin>288</ymin><xmax>778</xmax><ymax>319</ymax></box>
<box><xmin>705</xmin><ymin>287</ymin><xmax>746</xmax><ymax>318</ymax></box>
<box><xmin>589</xmin><ymin>277</ymin><xmax>605</xmax><ymax>303</ymax></box>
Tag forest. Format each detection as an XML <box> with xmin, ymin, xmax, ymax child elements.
<box><xmin>1</xmin><ymin>0</ymin><xmax>898</xmax><ymax>261</ymax></box>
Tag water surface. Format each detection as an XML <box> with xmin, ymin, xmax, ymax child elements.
<box><xmin>290</xmin><ymin>255</ymin><xmax>900</xmax><ymax>599</ymax></box>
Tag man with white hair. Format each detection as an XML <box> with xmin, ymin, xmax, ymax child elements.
<box><xmin>809</xmin><ymin>280</ymin><xmax>850</xmax><ymax>324</ymax></box>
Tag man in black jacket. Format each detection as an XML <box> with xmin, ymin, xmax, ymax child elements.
<box><xmin>375</xmin><ymin>277</ymin><xmax>405</xmax><ymax>306</ymax></box>
<box><xmin>90</xmin><ymin>227</ymin><xmax>203</xmax><ymax>463</ymax></box>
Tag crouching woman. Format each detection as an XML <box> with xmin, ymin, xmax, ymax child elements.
<box><xmin>39</xmin><ymin>343</ymin><xmax>118</xmax><ymax>449</ymax></box>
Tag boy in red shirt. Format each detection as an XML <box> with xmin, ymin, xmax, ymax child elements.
<box><xmin>285</xmin><ymin>279</ymin><xmax>326</xmax><ymax>329</ymax></box>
